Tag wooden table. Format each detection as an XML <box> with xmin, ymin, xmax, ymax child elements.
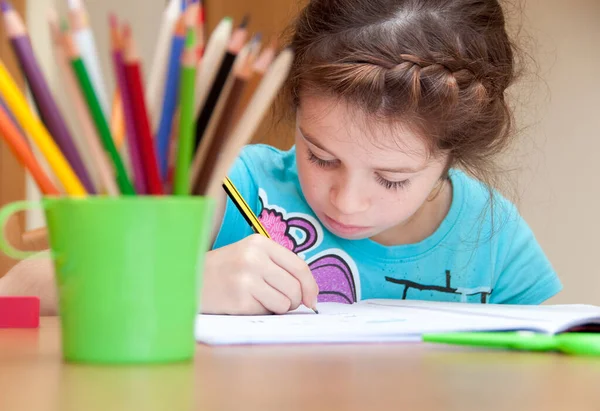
<box><xmin>1</xmin><ymin>318</ymin><xmax>599</xmax><ymax>411</ymax></box>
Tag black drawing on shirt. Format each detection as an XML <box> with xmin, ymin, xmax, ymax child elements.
<box><xmin>385</xmin><ymin>270</ymin><xmax>492</xmax><ymax>303</ymax></box>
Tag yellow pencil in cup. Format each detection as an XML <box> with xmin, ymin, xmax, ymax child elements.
<box><xmin>0</xmin><ymin>62</ymin><xmax>87</xmax><ymax>196</ymax></box>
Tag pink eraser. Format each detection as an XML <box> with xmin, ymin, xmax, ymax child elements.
<box><xmin>0</xmin><ymin>296</ymin><xmax>40</xmax><ymax>328</ymax></box>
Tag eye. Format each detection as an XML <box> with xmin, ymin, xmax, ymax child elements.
<box><xmin>307</xmin><ymin>149</ymin><xmax>338</xmax><ymax>168</ymax></box>
<box><xmin>375</xmin><ymin>174</ymin><xmax>410</xmax><ymax>191</ymax></box>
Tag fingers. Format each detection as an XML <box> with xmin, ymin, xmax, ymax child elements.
<box><xmin>260</xmin><ymin>237</ymin><xmax>319</xmax><ymax>310</ymax></box>
<box><xmin>251</xmin><ymin>279</ymin><xmax>293</xmax><ymax>315</ymax></box>
<box><xmin>263</xmin><ymin>264</ymin><xmax>303</xmax><ymax>311</ymax></box>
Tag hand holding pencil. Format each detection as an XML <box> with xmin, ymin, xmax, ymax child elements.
<box><xmin>201</xmin><ymin>234</ymin><xmax>320</xmax><ymax>315</ymax></box>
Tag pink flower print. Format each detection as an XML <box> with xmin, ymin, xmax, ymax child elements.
<box><xmin>259</xmin><ymin>209</ymin><xmax>294</xmax><ymax>251</ymax></box>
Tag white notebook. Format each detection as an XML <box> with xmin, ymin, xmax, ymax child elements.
<box><xmin>194</xmin><ymin>299</ymin><xmax>600</xmax><ymax>345</ymax></box>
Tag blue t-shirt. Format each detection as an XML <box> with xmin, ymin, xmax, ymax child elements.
<box><xmin>213</xmin><ymin>144</ymin><xmax>562</xmax><ymax>305</ymax></box>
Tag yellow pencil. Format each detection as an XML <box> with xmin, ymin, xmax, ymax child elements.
<box><xmin>0</xmin><ymin>62</ymin><xmax>86</xmax><ymax>196</ymax></box>
<box><xmin>222</xmin><ymin>176</ymin><xmax>270</xmax><ymax>238</ymax></box>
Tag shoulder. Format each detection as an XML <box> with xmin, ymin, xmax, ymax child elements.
<box><xmin>449</xmin><ymin>169</ymin><xmax>562</xmax><ymax>304</ymax></box>
<box><xmin>449</xmin><ymin>168</ymin><xmax>520</xmax><ymax>230</ymax></box>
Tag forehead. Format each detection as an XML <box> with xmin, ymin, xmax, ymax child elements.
<box><xmin>297</xmin><ymin>93</ymin><xmax>431</xmax><ymax>160</ymax></box>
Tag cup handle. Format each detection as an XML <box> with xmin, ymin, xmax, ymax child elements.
<box><xmin>0</xmin><ymin>200</ymin><xmax>45</xmax><ymax>260</ymax></box>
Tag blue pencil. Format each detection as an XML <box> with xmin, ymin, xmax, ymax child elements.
<box><xmin>155</xmin><ymin>16</ymin><xmax>186</xmax><ymax>180</ymax></box>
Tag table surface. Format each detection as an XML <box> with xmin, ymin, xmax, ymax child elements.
<box><xmin>1</xmin><ymin>317</ymin><xmax>599</xmax><ymax>411</ymax></box>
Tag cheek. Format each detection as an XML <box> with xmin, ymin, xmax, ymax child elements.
<box><xmin>296</xmin><ymin>156</ymin><xmax>327</xmax><ymax>204</ymax></box>
<box><xmin>372</xmin><ymin>182</ymin><xmax>435</xmax><ymax>221</ymax></box>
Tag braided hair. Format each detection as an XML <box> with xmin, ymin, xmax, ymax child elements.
<box><xmin>282</xmin><ymin>0</ymin><xmax>520</xmax><ymax>187</ymax></box>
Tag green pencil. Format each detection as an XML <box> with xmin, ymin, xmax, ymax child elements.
<box><xmin>173</xmin><ymin>28</ymin><xmax>197</xmax><ymax>195</ymax></box>
<box><xmin>64</xmin><ymin>27</ymin><xmax>135</xmax><ymax>195</ymax></box>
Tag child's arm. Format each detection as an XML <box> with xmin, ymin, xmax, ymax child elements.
<box><xmin>0</xmin><ymin>252</ymin><xmax>58</xmax><ymax>315</ymax></box>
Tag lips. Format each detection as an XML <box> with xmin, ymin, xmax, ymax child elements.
<box><xmin>322</xmin><ymin>214</ymin><xmax>370</xmax><ymax>236</ymax></box>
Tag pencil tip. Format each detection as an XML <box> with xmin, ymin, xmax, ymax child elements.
<box><xmin>223</xmin><ymin>16</ymin><xmax>232</xmax><ymax>24</ymax></box>
<box><xmin>0</xmin><ymin>1</ymin><xmax>12</xmax><ymax>13</ymax></box>
<box><xmin>239</xmin><ymin>14</ymin><xmax>250</xmax><ymax>29</ymax></box>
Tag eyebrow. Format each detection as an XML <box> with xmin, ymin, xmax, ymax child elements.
<box><xmin>299</xmin><ymin>127</ymin><xmax>334</xmax><ymax>155</ymax></box>
<box><xmin>299</xmin><ymin>127</ymin><xmax>423</xmax><ymax>174</ymax></box>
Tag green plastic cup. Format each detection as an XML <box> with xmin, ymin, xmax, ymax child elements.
<box><xmin>0</xmin><ymin>196</ymin><xmax>214</xmax><ymax>364</ymax></box>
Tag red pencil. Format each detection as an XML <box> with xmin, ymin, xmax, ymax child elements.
<box><xmin>122</xmin><ymin>24</ymin><xmax>163</xmax><ymax>195</ymax></box>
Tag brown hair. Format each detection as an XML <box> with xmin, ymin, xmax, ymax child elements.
<box><xmin>281</xmin><ymin>0</ymin><xmax>522</xmax><ymax>190</ymax></box>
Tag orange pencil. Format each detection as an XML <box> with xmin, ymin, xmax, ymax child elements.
<box><xmin>0</xmin><ymin>102</ymin><xmax>60</xmax><ymax>196</ymax></box>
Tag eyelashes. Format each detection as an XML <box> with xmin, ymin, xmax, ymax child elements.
<box><xmin>374</xmin><ymin>174</ymin><xmax>410</xmax><ymax>190</ymax></box>
<box><xmin>306</xmin><ymin>149</ymin><xmax>410</xmax><ymax>191</ymax></box>
<box><xmin>307</xmin><ymin>149</ymin><xmax>338</xmax><ymax>168</ymax></box>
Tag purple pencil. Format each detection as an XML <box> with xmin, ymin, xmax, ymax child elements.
<box><xmin>109</xmin><ymin>14</ymin><xmax>146</xmax><ymax>194</ymax></box>
<box><xmin>1</xmin><ymin>0</ymin><xmax>96</xmax><ymax>194</ymax></box>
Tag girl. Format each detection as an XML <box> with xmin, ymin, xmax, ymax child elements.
<box><xmin>0</xmin><ymin>0</ymin><xmax>561</xmax><ymax>315</ymax></box>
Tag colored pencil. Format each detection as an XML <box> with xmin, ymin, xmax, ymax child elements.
<box><xmin>0</xmin><ymin>103</ymin><xmax>60</xmax><ymax>196</ymax></box>
<box><xmin>196</xmin><ymin>0</ymin><xmax>206</xmax><ymax>59</ymax></box>
<box><xmin>0</xmin><ymin>61</ymin><xmax>86</xmax><ymax>196</ymax></box>
<box><xmin>235</xmin><ymin>38</ymin><xmax>277</xmax><ymax>125</ymax></box>
<box><xmin>156</xmin><ymin>16</ymin><xmax>186</xmax><ymax>180</ymax></box>
<box><xmin>146</xmin><ymin>0</ymin><xmax>183</xmax><ymax>132</ymax></box>
<box><xmin>49</xmin><ymin>13</ymin><xmax>100</xmax><ymax>192</ymax></box>
<box><xmin>191</xmin><ymin>38</ymin><xmax>257</xmax><ymax>191</ymax></box>
<box><xmin>63</xmin><ymin>29</ymin><xmax>135</xmax><ymax>195</ymax></box>
<box><xmin>173</xmin><ymin>28</ymin><xmax>197</xmax><ymax>195</ymax></box>
<box><xmin>109</xmin><ymin>14</ymin><xmax>146</xmax><ymax>194</ymax></box>
<box><xmin>68</xmin><ymin>0</ymin><xmax>110</xmax><ymax>117</ymax></box>
<box><xmin>1</xmin><ymin>0</ymin><xmax>96</xmax><ymax>194</ymax></box>
<box><xmin>193</xmin><ymin>16</ymin><xmax>249</xmax><ymax>150</ymax></box>
<box><xmin>48</xmin><ymin>12</ymin><xmax>118</xmax><ymax>196</ymax></box>
<box><xmin>195</xmin><ymin>48</ymin><xmax>294</xmax><ymax>198</ymax></box>
<box><xmin>110</xmin><ymin>90</ymin><xmax>125</xmax><ymax>149</ymax></box>
<box><xmin>122</xmin><ymin>25</ymin><xmax>164</xmax><ymax>195</ymax></box>
<box><xmin>193</xmin><ymin>17</ymin><xmax>232</xmax><ymax>119</ymax></box>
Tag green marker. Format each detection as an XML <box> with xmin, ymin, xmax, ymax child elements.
<box><xmin>423</xmin><ymin>331</ymin><xmax>600</xmax><ymax>356</ymax></box>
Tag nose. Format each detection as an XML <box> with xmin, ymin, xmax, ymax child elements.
<box><xmin>329</xmin><ymin>175</ymin><xmax>370</xmax><ymax>216</ymax></box>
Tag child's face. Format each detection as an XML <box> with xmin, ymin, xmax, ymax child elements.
<box><xmin>295</xmin><ymin>94</ymin><xmax>449</xmax><ymax>241</ymax></box>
